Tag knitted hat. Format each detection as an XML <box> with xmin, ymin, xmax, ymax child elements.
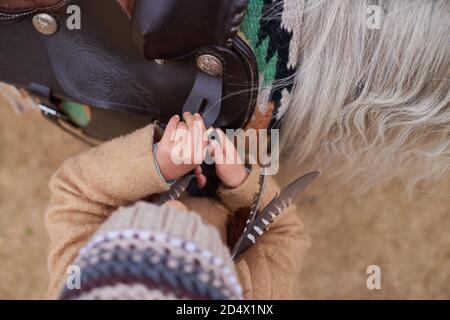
<box><xmin>59</xmin><ymin>202</ymin><xmax>243</xmax><ymax>300</ymax></box>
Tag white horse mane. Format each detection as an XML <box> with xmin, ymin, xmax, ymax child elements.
<box><xmin>279</xmin><ymin>0</ymin><xmax>449</xmax><ymax>194</ymax></box>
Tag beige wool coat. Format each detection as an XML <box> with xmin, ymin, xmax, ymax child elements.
<box><xmin>45</xmin><ymin>124</ymin><xmax>310</xmax><ymax>299</ymax></box>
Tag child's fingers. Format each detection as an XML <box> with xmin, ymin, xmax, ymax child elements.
<box><xmin>183</xmin><ymin>112</ymin><xmax>195</xmax><ymax>128</ymax></box>
<box><xmin>163</xmin><ymin>115</ymin><xmax>180</xmax><ymax>143</ymax></box>
<box><xmin>188</xmin><ymin>113</ymin><xmax>207</xmax><ymax>164</ymax></box>
<box><xmin>175</xmin><ymin>122</ymin><xmax>188</xmax><ymax>137</ymax></box>
<box><xmin>215</xmin><ymin>129</ymin><xmax>233</xmax><ymax>152</ymax></box>
<box><xmin>209</xmin><ymin>139</ymin><xmax>224</xmax><ymax>164</ymax></box>
<box><xmin>214</xmin><ymin>129</ymin><xmax>242</xmax><ymax>164</ymax></box>
<box><xmin>207</xmin><ymin>139</ymin><xmax>217</xmax><ymax>157</ymax></box>
<box><xmin>185</xmin><ymin>112</ymin><xmax>207</xmax><ymax>138</ymax></box>
<box><xmin>196</xmin><ymin>174</ymin><xmax>207</xmax><ymax>188</ymax></box>
<box><xmin>193</xmin><ymin>113</ymin><xmax>207</xmax><ymax>131</ymax></box>
<box><xmin>194</xmin><ymin>166</ymin><xmax>207</xmax><ymax>188</ymax></box>
<box><xmin>195</xmin><ymin>165</ymin><xmax>203</xmax><ymax>176</ymax></box>
<box><xmin>173</xmin><ymin>122</ymin><xmax>188</xmax><ymax>152</ymax></box>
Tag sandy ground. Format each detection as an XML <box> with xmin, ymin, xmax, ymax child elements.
<box><xmin>0</xmin><ymin>98</ymin><xmax>449</xmax><ymax>299</ymax></box>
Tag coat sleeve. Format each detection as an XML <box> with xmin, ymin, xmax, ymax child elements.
<box><xmin>45</xmin><ymin>124</ymin><xmax>170</xmax><ymax>298</ymax></box>
<box><xmin>217</xmin><ymin>166</ymin><xmax>311</xmax><ymax>299</ymax></box>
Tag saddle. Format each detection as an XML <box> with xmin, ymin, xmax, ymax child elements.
<box><xmin>0</xmin><ymin>0</ymin><xmax>258</xmax><ymax>141</ymax></box>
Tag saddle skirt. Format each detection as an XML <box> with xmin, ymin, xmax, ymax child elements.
<box><xmin>0</xmin><ymin>0</ymin><xmax>259</xmax><ymax>140</ymax></box>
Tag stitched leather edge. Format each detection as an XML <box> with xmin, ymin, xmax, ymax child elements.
<box><xmin>0</xmin><ymin>0</ymin><xmax>69</xmax><ymax>20</ymax></box>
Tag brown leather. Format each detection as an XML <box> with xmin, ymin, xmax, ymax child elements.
<box><xmin>132</xmin><ymin>0</ymin><xmax>248</xmax><ymax>60</ymax></box>
<box><xmin>0</xmin><ymin>0</ymin><xmax>258</xmax><ymax>140</ymax></box>
<box><xmin>0</xmin><ymin>0</ymin><xmax>64</xmax><ymax>11</ymax></box>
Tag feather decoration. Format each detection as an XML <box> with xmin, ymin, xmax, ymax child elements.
<box><xmin>155</xmin><ymin>174</ymin><xmax>194</xmax><ymax>205</ymax></box>
<box><xmin>231</xmin><ymin>171</ymin><xmax>321</xmax><ymax>261</ymax></box>
<box><xmin>244</xmin><ymin>168</ymin><xmax>267</xmax><ymax>232</ymax></box>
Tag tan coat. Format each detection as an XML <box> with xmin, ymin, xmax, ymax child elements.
<box><xmin>45</xmin><ymin>125</ymin><xmax>310</xmax><ymax>299</ymax></box>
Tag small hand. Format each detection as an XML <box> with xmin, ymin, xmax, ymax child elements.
<box><xmin>156</xmin><ymin>113</ymin><xmax>208</xmax><ymax>181</ymax></box>
<box><xmin>208</xmin><ymin>128</ymin><xmax>249</xmax><ymax>188</ymax></box>
<box><xmin>194</xmin><ymin>165</ymin><xmax>207</xmax><ymax>189</ymax></box>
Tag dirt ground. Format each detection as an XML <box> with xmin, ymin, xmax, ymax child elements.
<box><xmin>0</xmin><ymin>98</ymin><xmax>449</xmax><ymax>299</ymax></box>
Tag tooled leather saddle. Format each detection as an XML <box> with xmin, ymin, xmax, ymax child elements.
<box><xmin>0</xmin><ymin>0</ymin><xmax>258</xmax><ymax>141</ymax></box>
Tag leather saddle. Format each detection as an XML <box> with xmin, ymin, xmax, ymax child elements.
<box><xmin>0</xmin><ymin>0</ymin><xmax>258</xmax><ymax>141</ymax></box>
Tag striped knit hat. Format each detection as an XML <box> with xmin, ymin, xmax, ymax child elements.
<box><xmin>59</xmin><ymin>202</ymin><xmax>243</xmax><ymax>300</ymax></box>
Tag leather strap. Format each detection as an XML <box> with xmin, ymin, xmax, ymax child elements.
<box><xmin>181</xmin><ymin>71</ymin><xmax>223</xmax><ymax>128</ymax></box>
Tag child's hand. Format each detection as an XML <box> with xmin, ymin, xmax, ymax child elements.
<box><xmin>207</xmin><ymin>128</ymin><xmax>249</xmax><ymax>189</ymax></box>
<box><xmin>156</xmin><ymin>112</ymin><xmax>208</xmax><ymax>181</ymax></box>
<box><xmin>156</xmin><ymin>114</ymin><xmax>248</xmax><ymax>188</ymax></box>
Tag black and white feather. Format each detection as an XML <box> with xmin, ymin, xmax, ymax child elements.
<box><xmin>156</xmin><ymin>174</ymin><xmax>194</xmax><ymax>205</ymax></box>
<box><xmin>231</xmin><ymin>171</ymin><xmax>321</xmax><ymax>261</ymax></box>
<box><xmin>244</xmin><ymin>168</ymin><xmax>267</xmax><ymax>232</ymax></box>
